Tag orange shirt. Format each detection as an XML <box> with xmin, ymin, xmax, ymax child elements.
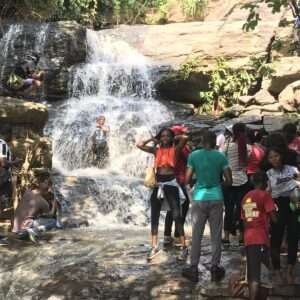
<box><xmin>155</xmin><ymin>146</ymin><xmax>176</xmax><ymax>169</ymax></box>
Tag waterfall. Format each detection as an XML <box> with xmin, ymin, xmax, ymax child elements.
<box><xmin>0</xmin><ymin>24</ymin><xmax>23</xmax><ymax>87</ymax></box>
<box><xmin>49</xmin><ymin>29</ymin><xmax>173</xmax><ymax>226</ymax></box>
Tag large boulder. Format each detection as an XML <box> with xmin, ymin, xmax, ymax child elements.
<box><xmin>268</xmin><ymin>57</ymin><xmax>300</xmax><ymax>95</ymax></box>
<box><xmin>0</xmin><ymin>96</ymin><xmax>48</xmax><ymax>130</ymax></box>
<box><xmin>105</xmin><ymin>3</ymin><xmax>282</xmax><ymax>69</ymax></box>
<box><xmin>252</xmin><ymin>89</ymin><xmax>276</xmax><ymax>105</ymax></box>
<box><xmin>108</xmin><ymin>1</ymin><xmax>282</xmax><ymax>104</ymax></box>
<box><xmin>0</xmin><ymin>21</ymin><xmax>87</xmax><ymax>101</ymax></box>
<box><xmin>278</xmin><ymin>80</ymin><xmax>300</xmax><ymax>112</ymax></box>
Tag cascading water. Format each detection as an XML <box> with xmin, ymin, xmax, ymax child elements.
<box><xmin>0</xmin><ymin>24</ymin><xmax>23</xmax><ymax>87</ymax></box>
<box><xmin>49</xmin><ymin>29</ymin><xmax>173</xmax><ymax>226</ymax></box>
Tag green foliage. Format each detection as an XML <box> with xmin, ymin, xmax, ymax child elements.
<box><xmin>0</xmin><ymin>0</ymin><xmax>171</xmax><ymax>27</ymax></box>
<box><xmin>180</xmin><ymin>0</ymin><xmax>208</xmax><ymax>19</ymax></box>
<box><xmin>197</xmin><ymin>57</ymin><xmax>274</xmax><ymax>113</ymax></box>
<box><xmin>199</xmin><ymin>58</ymin><xmax>255</xmax><ymax>113</ymax></box>
<box><xmin>178</xmin><ymin>56</ymin><xmax>200</xmax><ymax>80</ymax></box>
<box><xmin>242</xmin><ymin>0</ymin><xmax>291</xmax><ymax>31</ymax></box>
<box><xmin>249</xmin><ymin>56</ymin><xmax>275</xmax><ymax>78</ymax></box>
<box><xmin>271</xmin><ymin>38</ymin><xmax>283</xmax><ymax>51</ymax></box>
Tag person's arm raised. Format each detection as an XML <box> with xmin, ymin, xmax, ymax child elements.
<box><xmin>175</xmin><ymin>135</ymin><xmax>188</xmax><ymax>158</ymax></box>
<box><xmin>136</xmin><ymin>138</ymin><xmax>158</xmax><ymax>154</ymax></box>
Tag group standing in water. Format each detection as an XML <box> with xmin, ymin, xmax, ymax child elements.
<box><xmin>137</xmin><ymin>122</ymin><xmax>300</xmax><ymax>300</ymax></box>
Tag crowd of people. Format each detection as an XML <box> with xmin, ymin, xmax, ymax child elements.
<box><xmin>137</xmin><ymin>122</ymin><xmax>300</xmax><ymax>300</ymax></box>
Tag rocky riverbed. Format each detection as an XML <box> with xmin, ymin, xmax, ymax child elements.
<box><xmin>1</xmin><ymin>228</ymin><xmax>299</xmax><ymax>300</ymax></box>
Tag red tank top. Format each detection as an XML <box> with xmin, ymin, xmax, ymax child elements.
<box><xmin>155</xmin><ymin>146</ymin><xmax>176</xmax><ymax>168</ymax></box>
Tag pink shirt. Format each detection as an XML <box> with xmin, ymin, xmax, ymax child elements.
<box><xmin>246</xmin><ymin>144</ymin><xmax>265</xmax><ymax>175</ymax></box>
<box><xmin>289</xmin><ymin>137</ymin><xmax>300</xmax><ymax>156</ymax></box>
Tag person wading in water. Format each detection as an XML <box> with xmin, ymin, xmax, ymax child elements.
<box><xmin>92</xmin><ymin>115</ymin><xmax>110</xmax><ymax>168</ymax></box>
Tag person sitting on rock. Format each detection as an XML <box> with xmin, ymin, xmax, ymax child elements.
<box><xmin>92</xmin><ymin>115</ymin><xmax>110</xmax><ymax>167</ymax></box>
<box><xmin>12</xmin><ymin>178</ymin><xmax>60</xmax><ymax>243</ymax></box>
<box><xmin>6</xmin><ymin>53</ymin><xmax>44</xmax><ymax>93</ymax></box>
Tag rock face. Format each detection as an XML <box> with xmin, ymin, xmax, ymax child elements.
<box><xmin>101</xmin><ymin>1</ymin><xmax>282</xmax><ymax>103</ymax></box>
<box><xmin>0</xmin><ymin>96</ymin><xmax>51</xmax><ymax>195</ymax></box>
<box><xmin>0</xmin><ymin>21</ymin><xmax>87</xmax><ymax>101</ymax></box>
<box><xmin>105</xmin><ymin>1</ymin><xmax>281</xmax><ymax>68</ymax></box>
<box><xmin>278</xmin><ymin>80</ymin><xmax>300</xmax><ymax>112</ymax></box>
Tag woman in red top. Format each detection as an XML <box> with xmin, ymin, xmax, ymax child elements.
<box><xmin>137</xmin><ymin>128</ymin><xmax>188</xmax><ymax>261</ymax></box>
<box><xmin>164</xmin><ymin>125</ymin><xmax>191</xmax><ymax>246</ymax></box>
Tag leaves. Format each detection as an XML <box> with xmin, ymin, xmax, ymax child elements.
<box><xmin>242</xmin><ymin>0</ymin><xmax>290</xmax><ymax>31</ymax></box>
<box><xmin>197</xmin><ymin>55</ymin><xmax>274</xmax><ymax>113</ymax></box>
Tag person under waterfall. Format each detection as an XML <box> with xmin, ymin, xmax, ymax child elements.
<box><xmin>137</xmin><ymin>128</ymin><xmax>189</xmax><ymax>261</ymax></box>
<box><xmin>6</xmin><ymin>53</ymin><xmax>44</xmax><ymax>93</ymax></box>
<box><xmin>92</xmin><ymin>115</ymin><xmax>110</xmax><ymax>168</ymax></box>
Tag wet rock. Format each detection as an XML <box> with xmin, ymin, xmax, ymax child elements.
<box><xmin>222</xmin><ymin>104</ymin><xmax>244</xmax><ymax>118</ymax></box>
<box><xmin>263</xmin><ymin>115</ymin><xmax>297</xmax><ymax>132</ymax></box>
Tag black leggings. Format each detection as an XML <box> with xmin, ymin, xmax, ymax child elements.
<box><xmin>150</xmin><ymin>175</ymin><xmax>183</xmax><ymax>236</ymax></box>
<box><xmin>223</xmin><ymin>183</ymin><xmax>250</xmax><ymax>234</ymax></box>
<box><xmin>270</xmin><ymin>197</ymin><xmax>299</xmax><ymax>269</ymax></box>
<box><xmin>164</xmin><ymin>185</ymin><xmax>189</xmax><ymax>238</ymax></box>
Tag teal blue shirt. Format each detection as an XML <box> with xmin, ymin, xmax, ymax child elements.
<box><xmin>188</xmin><ymin>149</ymin><xmax>229</xmax><ymax>201</ymax></box>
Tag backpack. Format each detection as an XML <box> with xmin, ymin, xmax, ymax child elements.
<box><xmin>6</xmin><ymin>73</ymin><xmax>24</xmax><ymax>90</ymax></box>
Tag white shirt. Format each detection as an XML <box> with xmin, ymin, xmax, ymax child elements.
<box><xmin>0</xmin><ymin>139</ymin><xmax>11</xmax><ymax>161</ymax></box>
<box><xmin>267</xmin><ymin>165</ymin><xmax>299</xmax><ymax>198</ymax></box>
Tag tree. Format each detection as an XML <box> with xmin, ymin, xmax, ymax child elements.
<box><xmin>242</xmin><ymin>0</ymin><xmax>300</xmax><ymax>31</ymax></box>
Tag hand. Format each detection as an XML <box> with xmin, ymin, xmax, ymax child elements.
<box><xmin>151</xmin><ymin>137</ymin><xmax>159</xmax><ymax>145</ymax></box>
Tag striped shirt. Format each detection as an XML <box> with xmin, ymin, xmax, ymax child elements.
<box><xmin>225</xmin><ymin>142</ymin><xmax>250</xmax><ymax>186</ymax></box>
<box><xmin>0</xmin><ymin>139</ymin><xmax>11</xmax><ymax>161</ymax></box>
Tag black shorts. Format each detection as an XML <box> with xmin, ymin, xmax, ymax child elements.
<box><xmin>246</xmin><ymin>245</ymin><xmax>270</xmax><ymax>283</ymax></box>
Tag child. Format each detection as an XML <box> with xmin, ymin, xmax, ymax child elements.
<box><xmin>241</xmin><ymin>171</ymin><xmax>276</xmax><ymax>300</ymax></box>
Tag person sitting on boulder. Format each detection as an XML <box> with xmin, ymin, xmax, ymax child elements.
<box><xmin>92</xmin><ymin>115</ymin><xmax>110</xmax><ymax>167</ymax></box>
<box><xmin>6</xmin><ymin>53</ymin><xmax>44</xmax><ymax>93</ymax></box>
<box><xmin>12</xmin><ymin>178</ymin><xmax>60</xmax><ymax>243</ymax></box>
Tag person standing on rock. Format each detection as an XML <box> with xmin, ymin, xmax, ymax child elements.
<box><xmin>92</xmin><ymin>115</ymin><xmax>110</xmax><ymax>168</ymax></box>
<box><xmin>266</xmin><ymin>147</ymin><xmax>300</xmax><ymax>284</ymax></box>
<box><xmin>137</xmin><ymin>128</ymin><xmax>188</xmax><ymax>261</ymax></box>
<box><xmin>182</xmin><ymin>131</ymin><xmax>232</xmax><ymax>283</ymax></box>
<box><xmin>222</xmin><ymin>123</ymin><xmax>250</xmax><ymax>246</ymax></box>
<box><xmin>241</xmin><ymin>171</ymin><xmax>276</xmax><ymax>300</ymax></box>
<box><xmin>163</xmin><ymin>125</ymin><xmax>191</xmax><ymax>247</ymax></box>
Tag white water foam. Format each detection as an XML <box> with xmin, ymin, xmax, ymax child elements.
<box><xmin>49</xmin><ymin>29</ymin><xmax>173</xmax><ymax>227</ymax></box>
